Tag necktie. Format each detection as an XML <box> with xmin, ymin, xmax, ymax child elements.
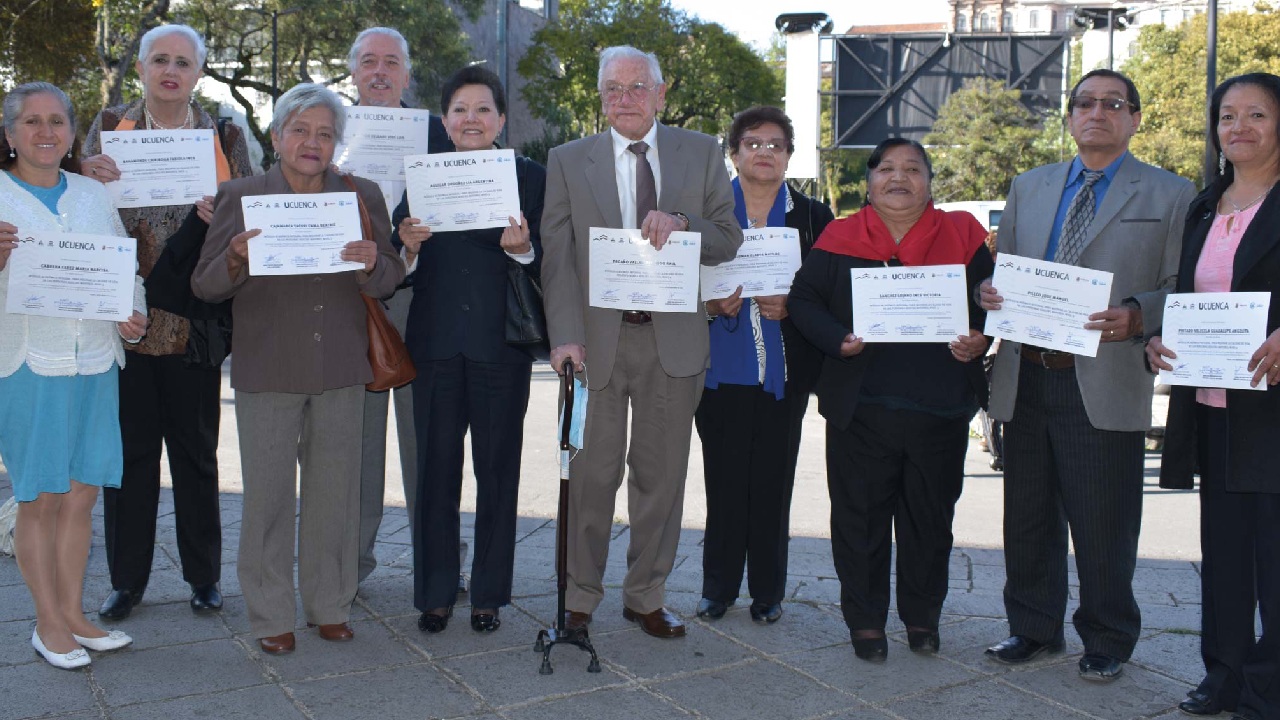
<box><xmin>629</xmin><ymin>141</ymin><xmax>656</xmax><ymax>227</ymax></box>
<box><xmin>1054</xmin><ymin>170</ymin><xmax>1105</xmax><ymax>266</ymax></box>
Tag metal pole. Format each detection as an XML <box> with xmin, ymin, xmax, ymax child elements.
<box><xmin>271</xmin><ymin>9</ymin><xmax>279</xmax><ymax>108</ymax></box>
<box><xmin>1107</xmin><ymin>9</ymin><xmax>1115</xmax><ymax>69</ymax></box>
<box><xmin>1204</xmin><ymin>0</ymin><xmax>1218</xmax><ymax>184</ymax></box>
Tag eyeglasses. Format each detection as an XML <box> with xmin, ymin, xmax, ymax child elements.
<box><xmin>741</xmin><ymin>138</ymin><xmax>787</xmax><ymax>153</ymax></box>
<box><xmin>602</xmin><ymin>82</ymin><xmax>654</xmax><ymax>104</ymax></box>
<box><xmin>1069</xmin><ymin>95</ymin><xmax>1135</xmax><ymax>114</ymax></box>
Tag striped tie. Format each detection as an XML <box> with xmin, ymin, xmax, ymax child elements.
<box><xmin>1054</xmin><ymin>170</ymin><xmax>1105</xmax><ymax>266</ymax></box>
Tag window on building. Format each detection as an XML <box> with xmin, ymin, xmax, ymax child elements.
<box><xmin>957</xmin><ymin>14</ymin><xmax>968</xmax><ymax>31</ymax></box>
<box><xmin>979</xmin><ymin>11</ymin><xmax>993</xmax><ymax>30</ymax></box>
<box><xmin>1003</xmin><ymin>11</ymin><xmax>1013</xmax><ymax>30</ymax></box>
<box><xmin>1029</xmin><ymin>10</ymin><xmax>1040</xmax><ymax>29</ymax></box>
<box><xmin>1051</xmin><ymin>11</ymin><xmax>1059</xmax><ymax>29</ymax></box>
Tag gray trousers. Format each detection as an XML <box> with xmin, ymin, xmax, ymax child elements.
<box><xmin>235</xmin><ymin>385</ymin><xmax>363</xmax><ymax>639</ymax></box>
<box><xmin>358</xmin><ymin>289</ymin><xmax>418</xmax><ymax>582</ymax></box>
<box><xmin>566</xmin><ymin>322</ymin><xmax>703</xmax><ymax>614</ymax></box>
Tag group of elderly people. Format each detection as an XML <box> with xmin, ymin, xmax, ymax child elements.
<box><xmin>0</xmin><ymin>20</ymin><xmax>1274</xmax><ymax>720</ymax></box>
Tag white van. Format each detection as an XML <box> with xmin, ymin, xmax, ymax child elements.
<box><xmin>935</xmin><ymin>200</ymin><xmax>1005</xmax><ymax>232</ymax></box>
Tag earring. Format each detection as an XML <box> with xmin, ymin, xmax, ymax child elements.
<box><xmin>66</xmin><ymin>148</ymin><xmax>73</xmax><ymax>159</ymax></box>
<box><xmin>1219</xmin><ymin>151</ymin><xmax>1226</xmax><ymax>175</ymax></box>
<box><xmin>7</xmin><ymin>148</ymin><xmax>13</xmax><ymax>158</ymax></box>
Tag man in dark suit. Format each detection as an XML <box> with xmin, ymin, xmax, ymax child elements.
<box><xmin>979</xmin><ymin>69</ymin><xmax>1195</xmax><ymax>681</ymax></box>
<box><xmin>345</xmin><ymin>27</ymin><xmax>457</xmax><ymax>586</ymax></box>
<box><xmin>541</xmin><ymin>45</ymin><xmax>743</xmax><ymax>638</ymax></box>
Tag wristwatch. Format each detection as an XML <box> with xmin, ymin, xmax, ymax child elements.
<box><xmin>671</xmin><ymin>211</ymin><xmax>690</xmax><ymax>230</ymax></box>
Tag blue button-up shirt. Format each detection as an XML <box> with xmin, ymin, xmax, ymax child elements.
<box><xmin>1043</xmin><ymin>152</ymin><xmax>1128</xmax><ymax>261</ymax></box>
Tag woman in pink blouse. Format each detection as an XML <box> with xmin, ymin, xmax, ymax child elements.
<box><xmin>1147</xmin><ymin>73</ymin><xmax>1280</xmax><ymax>720</ymax></box>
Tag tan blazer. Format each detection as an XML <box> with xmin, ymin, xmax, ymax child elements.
<box><xmin>540</xmin><ymin>124</ymin><xmax>742</xmax><ymax>389</ymax></box>
<box><xmin>988</xmin><ymin>153</ymin><xmax>1195</xmax><ymax>431</ymax></box>
<box><xmin>192</xmin><ymin>166</ymin><xmax>402</xmax><ymax>394</ymax></box>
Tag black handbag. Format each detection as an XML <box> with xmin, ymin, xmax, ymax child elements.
<box><xmin>143</xmin><ymin>207</ymin><xmax>233</xmax><ymax>369</ymax></box>
<box><xmin>505</xmin><ymin>258</ymin><xmax>549</xmax><ymax>359</ymax></box>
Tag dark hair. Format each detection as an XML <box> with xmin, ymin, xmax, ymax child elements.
<box><xmin>440</xmin><ymin>65</ymin><xmax>506</xmax><ymax>116</ymax></box>
<box><xmin>727</xmin><ymin>106</ymin><xmax>795</xmax><ymax>155</ymax></box>
<box><xmin>1208</xmin><ymin>73</ymin><xmax>1280</xmax><ymax>188</ymax></box>
<box><xmin>0</xmin><ymin>81</ymin><xmax>80</xmax><ymax>174</ymax></box>
<box><xmin>1069</xmin><ymin>69</ymin><xmax>1141</xmax><ymax>113</ymax></box>
<box><xmin>866</xmin><ymin>137</ymin><xmax>932</xmax><ymax>179</ymax></box>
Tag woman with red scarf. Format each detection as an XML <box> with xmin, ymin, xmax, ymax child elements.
<box><xmin>789</xmin><ymin>139</ymin><xmax>993</xmax><ymax>662</ymax></box>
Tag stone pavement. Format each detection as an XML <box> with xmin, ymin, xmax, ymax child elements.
<box><xmin>0</xmin><ymin>367</ymin><xmax>1207</xmax><ymax>720</ymax></box>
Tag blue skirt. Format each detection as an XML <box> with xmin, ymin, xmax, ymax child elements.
<box><xmin>0</xmin><ymin>364</ymin><xmax>122</xmax><ymax>502</ymax></box>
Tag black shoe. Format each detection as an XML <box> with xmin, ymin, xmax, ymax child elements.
<box><xmin>696</xmin><ymin>598</ymin><xmax>730</xmax><ymax>619</ymax></box>
<box><xmin>189</xmin><ymin>583</ymin><xmax>222</xmax><ymax>613</ymax></box>
<box><xmin>749</xmin><ymin>602</ymin><xmax>782</xmax><ymax>623</ymax></box>
<box><xmin>417</xmin><ymin>608</ymin><xmax>452</xmax><ymax>633</ymax></box>
<box><xmin>907</xmin><ymin>629</ymin><xmax>940</xmax><ymax>654</ymax></box>
<box><xmin>984</xmin><ymin>635</ymin><xmax>1064</xmax><ymax>664</ymax></box>
<box><xmin>470</xmin><ymin>610</ymin><xmax>500</xmax><ymax>633</ymax></box>
<box><xmin>1178</xmin><ymin>691</ymin><xmax>1223</xmax><ymax>716</ymax></box>
<box><xmin>1078</xmin><ymin>653</ymin><xmax>1124</xmax><ymax>681</ymax></box>
<box><xmin>98</xmin><ymin>588</ymin><xmax>144</xmax><ymax>621</ymax></box>
<box><xmin>852</xmin><ymin>634</ymin><xmax>888</xmax><ymax>662</ymax></box>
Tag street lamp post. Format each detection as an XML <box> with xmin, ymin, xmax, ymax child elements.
<box><xmin>269</xmin><ymin>7</ymin><xmax>302</xmax><ymax>108</ymax></box>
<box><xmin>1204</xmin><ymin>0</ymin><xmax>1218</xmax><ymax>183</ymax></box>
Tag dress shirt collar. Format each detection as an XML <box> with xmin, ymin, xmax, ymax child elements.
<box><xmin>610</xmin><ymin>123</ymin><xmax>659</xmax><ymax>160</ymax></box>
<box><xmin>1068</xmin><ymin>151</ymin><xmax>1128</xmax><ymax>187</ymax></box>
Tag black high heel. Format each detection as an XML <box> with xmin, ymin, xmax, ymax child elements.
<box><xmin>417</xmin><ymin>607</ymin><xmax>453</xmax><ymax>633</ymax></box>
<box><xmin>470</xmin><ymin>608</ymin><xmax>501</xmax><ymax>633</ymax></box>
<box><xmin>851</xmin><ymin>632</ymin><xmax>888</xmax><ymax>662</ymax></box>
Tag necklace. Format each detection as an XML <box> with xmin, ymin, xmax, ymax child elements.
<box><xmin>143</xmin><ymin>103</ymin><xmax>193</xmax><ymax>130</ymax></box>
<box><xmin>1224</xmin><ymin>188</ymin><xmax>1269</xmax><ymax>214</ymax></box>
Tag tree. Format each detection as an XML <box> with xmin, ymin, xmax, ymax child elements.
<box><xmin>174</xmin><ymin>0</ymin><xmax>483</xmax><ymax>167</ymax></box>
<box><xmin>0</xmin><ymin>0</ymin><xmax>100</xmax><ymax>131</ymax></box>
<box><xmin>517</xmin><ymin>0</ymin><xmax>781</xmax><ymax>142</ymax></box>
<box><xmin>94</xmin><ymin>0</ymin><xmax>171</xmax><ymax>108</ymax></box>
<box><xmin>924</xmin><ymin>78</ymin><xmax>1054</xmax><ymax>202</ymax></box>
<box><xmin>1123</xmin><ymin>6</ymin><xmax>1280</xmax><ymax>184</ymax></box>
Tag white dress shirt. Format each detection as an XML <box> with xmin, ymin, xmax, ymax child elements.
<box><xmin>610</xmin><ymin>123</ymin><xmax>661</xmax><ymax>229</ymax></box>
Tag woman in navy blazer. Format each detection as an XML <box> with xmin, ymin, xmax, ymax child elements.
<box><xmin>1148</xmin><ymin>73</ymin><xmax>1280</xmax><ymax>720</ymax></box>
<box><xmin>392</xmin><ymin>65</ymin><xmax>545</xmax><ymax>635</ymax></box>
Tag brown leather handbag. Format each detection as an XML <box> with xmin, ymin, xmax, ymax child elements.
<box><xmin>342</xmin><ymin>174</ymin><xmax>416</xmax><ymax>391</ymax></box>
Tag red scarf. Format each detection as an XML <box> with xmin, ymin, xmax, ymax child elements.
<box><xmin>814</xmin><ymin>203</ymin><xmax>987</xmax><ymax>266</ymax></box>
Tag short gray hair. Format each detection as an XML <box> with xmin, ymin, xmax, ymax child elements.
<box><xmin>597</xmin><ymin>46</ymin><xmax>664</xmax><ymax>92</ymax></box>
<box><xmin>139</xmin><ymin>24</ymin><xmax>208</xmax><ymax>68</ymax></box>
<box><xmin>270</xmin><ymin>83</ymin><xmax>346</xmax><ymax>143</ymax></box>
<box><xmin>347</xmin><ymin>27</ymin><xmax>412</xmax><ymax>74</ymax></box>
<box><xmin>3</xmin><ymin>82</ymin><xmax>75</xmax><ymax>136</ymax></box>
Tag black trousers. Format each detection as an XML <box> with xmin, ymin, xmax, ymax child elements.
<box><xmin>1001</xmin><ymin>361</ymin><xmax>1144</xmax><ymax>660</ymax></box>
<box><xmin>412</xmin><ymin>355</ymin><xmax>530</xmax><ymax>611</ymax></box>
<box><xmin>827</xmin><ymin>402</ymin><xmax>968</xmax><ymax>633</ymax></box>
<box><xmin>1196</xmin><ymin>406</ymin><xmax>1280</xmax><ymax>718</ymax></box>
<box><xmin>104</xmin><ymin>352</ymin><xmax>223</xmax><ymax>591</ymax></box>
<box><xmin>695</xmin><ymin>383</ymin><xmax>807</xmax><ymax>605</ymax></box>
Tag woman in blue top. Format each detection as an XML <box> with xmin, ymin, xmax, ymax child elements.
<box><xmin>695</xmin><ymin>107</ymin><xmax>834</xmax><ymax>624</ymax></box>
<box><xmin>0</xmin><ymin>82</ymin><xmax>148</xmax><ymax>669</ymax></box>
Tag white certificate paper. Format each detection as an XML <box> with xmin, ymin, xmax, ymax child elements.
<box><xmin>242</xmin><ymin>193</ymin><xmax>364</xmax><ymax>276</ymax></box>
<box><xmin>851</xmin><ymin>264</ymin><xmax>969</xmax><ymax>342</ymax></box>
<box><xmin>334</xmin><ymin>106</ymin><xmax>432</xmax><ymax>182</ymax></box>
<box><xmin>700</xmin><ymin>227</ymin><xmax>801</xmax><ymax>299</ymax></box>
<box><xmin>100</xmin><ymin>129</ymin><xmax>217</xmax><ymax>209</ymax></box>
<box><xmin>5</xmin><ymin>231</ymin><xmax>136</xmax><ymax>321</ymax></box>
<box><xmin>984</xmin><ymin>257</ymin><xmax>1113</xmax><ymax>357</ymax></box>
<box><xmin>1160</xmin><ymin>292</ymin><xmax>1271</xmax><ymax>391</ymax></box>
<box><xmin>588</xmin><ymin>228</ymin><xmax>702</xmax><ymax>312</ymax></box>
<box><xmin>403</xmin><ymin>149</ymin><xmax>520</xmax><ymax>232</ymax></box>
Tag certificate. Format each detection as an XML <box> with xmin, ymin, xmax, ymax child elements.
<box><xmin>588</xmin><ymin>228</ymin><xmax>702</xmax><ymax>312</ymax></box>
<box><xmin>984</xmin><ymin>256</ymin><xmax>1113</xmax><ymax>357</ymax></box>
<box><xmin>851</xmin><ymin>264</ymin><xmax>969</xmax><ymax>342</ymax></box>
<box><xmin>403</xmin><ymin>149</ymin><xmax>520</xmax><ymax>232</ymax></box>
<box><xmin>5</xmin><ymin>231</ymin><xmax>136</xmax><ymax>321</ymax></box>
<box><xmin>700</xmin><ymin>227</ymin><xmax>801</xmax><ymax>299</ymax></box>
<box><xmin>1159</xmin><ymin>292</ymin><xmax>1270</xmax><ymax>391</ymax></box>
<box><xmin>100</xmin><ymin>129</ymin><xmax>217</xmax><ymax>209</ymax></box>
<box><xmin>333</xmin><ymin>106</ymin><xmax>432</xmax><ymax>182</ymax></box>
<box><xmin>242</xmin><ymin>193</ymin><xmax>364</xmax><ymax>276</ymax></box>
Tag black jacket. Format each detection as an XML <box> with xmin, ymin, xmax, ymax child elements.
<box><xmin>779</xmin><ymin>187</ymin><xmax>836</xmax><ymax>396</ymax></box>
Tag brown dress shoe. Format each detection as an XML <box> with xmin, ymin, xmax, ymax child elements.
<box><xmin>623</xmin><ymin>606</ymin><xmax>686</xmax><ymax>638</ymax></box>
<box><xmin>258</xmin><ymin>632</ymin><xmax>296</xmax><ymax>655</ymax></box>
<box><xmin>564</xmin><ymin>611</ymin><xmax>592</xmax><ymax>632</ymax></box>
<box><xmin>308</xmin><ymin>622</ymin><xmax>354</xmax><ymax>641</ymax></box>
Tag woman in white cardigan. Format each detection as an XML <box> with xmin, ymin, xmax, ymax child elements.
<box><xmin>0</xmin><ymin>83</ymin><xmax>147</xmax><ymax>670</ymax></box>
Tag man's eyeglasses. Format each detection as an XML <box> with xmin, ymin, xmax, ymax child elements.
<box><xmin>602</xmin><ymin>82</ymin><xmax>654</xmax><ymax>104</ymax></box>
<box><xmin>1069</xmin><ymin>95</ymin><xmax>1135</xmax><ymax>114</ymax></box>
<box><xmin>742</xmin><ymin>139</ymin><xmax>787</xmax><ymax>153</ymax></box>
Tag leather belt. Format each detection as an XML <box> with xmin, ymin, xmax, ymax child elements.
<box><xmin>1020</xmin><ymin>345</ymin><xmax>1075</xmax><ymax>370</ymax></box>
<box><xmin>621</xmin><ymin>310</ymin><xmax>653</xmax><ymax>325</ymax></box>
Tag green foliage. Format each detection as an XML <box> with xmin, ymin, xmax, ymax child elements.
<box><xmin>1123</xmin><ymin>7</ymin><xmax>1280</xmax><ymax>184</ymax></box>
<box><xmin>517</xmin><ymin>0</ymin><xmax>781</xmax><ymax>141</ymax></box>
<box><xmin>924</xmin><ymin>78</ymin><xmax>1055</xmax><ymax>202</ymax></box>
<box><xmin>0</xmin><ymin>0</ymin><xmax>99</xmax><ymax>132</ymax></box>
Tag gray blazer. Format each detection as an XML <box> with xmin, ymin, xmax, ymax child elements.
<box><xmin>540</xmin><ymin>124</ymin><xmax>743</xmax><ymax>389</ymax></box>
<box><xmin>988</xmin><ymin>153</ymin><xmax>1194</xmax><ymax>431</ymax></box>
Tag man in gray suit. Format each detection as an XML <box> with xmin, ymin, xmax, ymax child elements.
<box><xmin>979</xmin><ymin>69</ymin><xmax>1194</xmax><ymax>680</ymax></box>
<box><xmin>541</xmin><ymin>45</ymin><xmax>742</xmax><ymax>638</ymax></box>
